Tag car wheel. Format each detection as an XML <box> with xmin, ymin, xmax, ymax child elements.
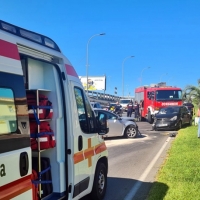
<box><xmin>88</xmin><ymin>162</ymin><xmax>107</xmax><ymax>200</ymax></box>
<box><xmin>124</xmin><ymin>125</ymin><xmax>138</xmax><ymax>138</ymax></box>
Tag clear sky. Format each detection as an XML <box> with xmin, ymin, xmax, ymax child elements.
<box><xmin>1</xmin><ymin>1</ymin><xmax>200</xmax><ymax>97</ymax></box>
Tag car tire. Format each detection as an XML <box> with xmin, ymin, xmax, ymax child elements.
<box><xmin>124</xmin><ymin>125</ymin><xmax>138</xmax><ymax>138</ymax></box>
<box><xmin>88</xmin><ymin>162</ymin><xmax>107</xmax><ymax>200</ymax></box>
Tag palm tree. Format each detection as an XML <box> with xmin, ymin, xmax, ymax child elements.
<box><xmin>182</xmin><ymin>79</ymin><xmax>200</xmax><ymax>105</ymax></box>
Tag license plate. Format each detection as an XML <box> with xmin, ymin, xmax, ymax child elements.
<box><xmin>157</xmin><ymin>124</ymin><xmax>168</xmax><ymax>127</ymax></box>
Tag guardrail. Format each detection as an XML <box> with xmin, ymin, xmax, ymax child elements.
<box><xmin>87</xmin><ymin>90</ymin><xmax>121</xmax><ymax>102</ymax></box>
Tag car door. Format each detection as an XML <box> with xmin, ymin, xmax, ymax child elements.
<box><xmin>181</xmin><ymin>106</ymin><xmax>190</xmax><ymax>124</ymax></box>
<box><xmin>104</xmin><ymin>111</ymin><xmax>123</xmax><ymax>136</ymax></box>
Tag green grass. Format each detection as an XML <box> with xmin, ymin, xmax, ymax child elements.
<box><xmin>147</xmin><ymin>125</ymin><xmax>200</xmax><ymax>200</ymax></box>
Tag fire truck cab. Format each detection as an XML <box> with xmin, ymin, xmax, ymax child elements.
<box><xmin>0</xmin><ymin>20</ymin><xmax>109</xmax><ymax>200</ymax></box>
<box><xmin>135</xmin><ymin>83</ymin><xmax>182</xmax><ymax>123</ymax></box>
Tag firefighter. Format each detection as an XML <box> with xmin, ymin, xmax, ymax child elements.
<box><xmin>134</xmin><ymin>101</ymin><xmax>140</xmax><ymax>121</ymax></box>
<box><xmin>127</xmin><ymin>100</ymin><xmax>134</xmax><ymax>117</ymax></box>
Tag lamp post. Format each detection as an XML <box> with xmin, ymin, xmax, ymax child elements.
<box><xmin>140</xmin><ymin>67</ymin><xmax>150</xmax><ymax>86</ymax></box>
<box><xmin>122</xmin><ymin>56</ymin><xmax>134</xmax><ymax>97</ymax></box>
<box><xmin>160</xmin><ymin>73</ymin><xmax>168</xmax><ymax>82</ymax></box>
<box><xmin>86</xmin><ymin>33</ymin><xmax>105</xmax><ymax>95</ymax></box>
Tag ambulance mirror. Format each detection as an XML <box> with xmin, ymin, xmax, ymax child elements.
<box><xmin>97</xmin><ymin>112</ymin><xmax>109</xmax><ymax>135</ymax></box>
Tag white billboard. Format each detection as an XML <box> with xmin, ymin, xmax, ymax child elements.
<box><xmin>79</xmin><ymin>76</ymin><xmax>106</xmax><ymax>91</ymax></box>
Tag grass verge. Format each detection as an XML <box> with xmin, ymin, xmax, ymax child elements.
<box><xmin>147</xmin><ymin>125</ymin><xmax>200</xmax><ymax>200</ymax></box>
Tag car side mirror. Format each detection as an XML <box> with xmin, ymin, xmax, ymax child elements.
<box><xmin>97</xmin><ymin>112</ymin><xmax>109</xmax><ymax>135</ymax></box>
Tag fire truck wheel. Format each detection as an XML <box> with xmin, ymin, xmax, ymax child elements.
<box><xmin>124</xmin><ymin>125</ymin><xmax>137</xmax><ymax>138</ymax></box>
<box><xmin>89</xmin><ymin>162</ymin><xmax>107</xmax><ymax>200</ymax></box>
<box><xmin>148</xmin><ymin>112</ymin><xmax>153</xmax><ymax>124</ymax></box>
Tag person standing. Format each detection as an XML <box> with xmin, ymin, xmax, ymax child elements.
<box><xmin>127</xmin><ymin>100</ymin><xmax>133</xmax><ymax>117</ymax></box>
<box><xmin>114</xmin><ymin>101</ymin><xmax>122</xmax><ymax>116</ymax></box>
<box><xmin>139</xmin><ymin>100</ymin><xmax>144</xmax><ymax>119</ymax></box>
<box><xmin>134</xmin><ymin>101</ymin><xmax>140</xmax><ymax>121</ymax></box>
<box><xmin>197</xmin><ymin>104</ymin><xmax>200</xmax><ymax>138</ymax></box>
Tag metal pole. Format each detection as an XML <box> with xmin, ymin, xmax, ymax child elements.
<box><xmin>122</xmin><ymin>56</ymin><xmax>134</xmax><ymax>97</ymax></box>
<box><xmin>86</xmin><ymin>33</ymin><xmax>105</xmax><ymax>95</ymax></box>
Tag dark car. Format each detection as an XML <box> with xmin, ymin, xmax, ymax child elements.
<box><xmin>152</xmin><ymin>105</ymin><xmax>193</xmax><ymax>131</ymax></box>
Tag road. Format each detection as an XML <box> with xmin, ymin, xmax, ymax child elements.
<box><xmin>104</xmin><ymin>120</ymin><xmax>176</xmax><ymax>200</ymax></box>
<box><xmin>82</xmin><ymin>116</ymin><xmax>177</xmax><ymax>200</ymax></box>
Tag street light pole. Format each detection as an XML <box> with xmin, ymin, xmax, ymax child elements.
<box><xmin>160</xmin><ymin>73</ymin><xmax>168</xmax><ymax>82</ymax></box>
<box><xmin>86</xmin><ymin>33</ymin><xmax>105</xmax><ymax>95</ymax></box>
<box><xmin>140</xmin><ymin>66</ymin><xmax>150</xmax><ymax>86</ymax></box>
<box><xmin>122</xmin><ymin>56</ymin><xmax>134</xmax><ymax>97</ymax></box>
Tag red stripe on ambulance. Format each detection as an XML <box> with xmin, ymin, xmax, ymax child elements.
<box><xmin>0</xmin><ymin>175</ymin><xmax>32</xmax><ymax>200</ymax></box>
<box><xmin>65</xmin><ymin>64</ymin><xmax>79</xmax><ymax>78</ymax></box>
<box><xmin>0</xmin><ymin>39</ymin><xmax>20</xmax><ymax>60</ymax></box>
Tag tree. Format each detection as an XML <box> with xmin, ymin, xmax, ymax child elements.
<box><xmin>182</xmin><ymin>79</ymin><xmax>200</xmax><ymax>105</ymax></box>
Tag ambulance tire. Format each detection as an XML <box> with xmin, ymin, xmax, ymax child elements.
<box><xmin>88</xmin><ymin>162</ymin><xmax>107</xmax><ymax>200</ymax></box>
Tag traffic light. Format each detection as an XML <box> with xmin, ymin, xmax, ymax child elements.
<box><xmin>114</xmin><ymin>87</ymin><xmax>117</xmax><ymax>94</ymax></box>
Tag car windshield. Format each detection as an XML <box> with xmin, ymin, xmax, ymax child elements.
<box><xmin>156</xmin><ymin>90</ymin><xmax>182</xmax><ymax>101</ymax></box>
<box><xmin>158</xmin><ymin>107</ymin><xmax>179</xmax><ymax>114</ymax></box>
<box><xmin>119</xmin><ymin>99</ymin><xmax>130</xmax><ymax>104</ymax></box>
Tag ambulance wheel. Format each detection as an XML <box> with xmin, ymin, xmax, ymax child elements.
<box><xmin>89</xmin><ymin>162</ymin><xmax>107</xmax><ymax>200</ymax></box>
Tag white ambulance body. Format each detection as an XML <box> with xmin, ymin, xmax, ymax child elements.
<box><xmin>0</xmin><ymin>20</ymin><xmax>108</xmax><ymax>200</ymax></box>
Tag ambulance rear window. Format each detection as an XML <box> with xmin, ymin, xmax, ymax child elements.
<box><xmin>1</xmin><ymin>22</ymin><xmax>17</xmax><ymax>33</ymax></box>
<box><xmin>0</xmin><ymin>20</ymin><xmax>61</xmax><ymax>52</ymax></box>
<box><xmin>20</xmin><ymin>29</ymin><xmax>42</xmax><ymax>43</ymax></box>
<box><xmin>0</xmin><ymin>88</ymin><xmax>17</xmax><ymax>134</ymax></box>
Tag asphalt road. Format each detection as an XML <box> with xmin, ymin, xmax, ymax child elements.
<box><xmin>82</xmin><ymin>115</ymin><xmax>177</xmax><ymax>200</ymax></box>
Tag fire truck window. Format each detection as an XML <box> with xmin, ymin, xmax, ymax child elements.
<box><xmin>156</xmin><ymin>90</ymin><xmax>182</xmax><ymax>101</ymax></box>
<box><xmin>0</xmin><ymin>88</ymin><xmax>17</xmax><ymax>134</ymax></box>
<box><xmin>147</xmin><ymin>91</ymin><xmax>155</xmax><ymax>100</ymax></box>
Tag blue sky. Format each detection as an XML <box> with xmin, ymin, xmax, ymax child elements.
<box><xmin>1</xmin><ymin>1</ymin><xmax>200</xmax><ymax>96</ymax></box>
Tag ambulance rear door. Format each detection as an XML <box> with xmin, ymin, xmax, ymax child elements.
<box><xmin>0</xmin><ymin>42</ymin><xmax>32</xmax><ymax>199</ymax></box>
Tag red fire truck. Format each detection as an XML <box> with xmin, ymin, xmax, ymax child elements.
<box><xmin>135</xmin><ymin>83</ymin><xmax>182</xmax><ymax>123</ymax></box>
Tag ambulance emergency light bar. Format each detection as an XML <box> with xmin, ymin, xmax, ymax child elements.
<box><xmin>0</xmin><ymin>20</ymin><xmax>61</xmax><ymax>52</ymax></box>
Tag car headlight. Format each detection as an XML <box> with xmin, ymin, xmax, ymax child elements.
<box><xmin>170</xmin><ymin>116</ymin><xmax>177</xmax><ymax>121</ymax></box>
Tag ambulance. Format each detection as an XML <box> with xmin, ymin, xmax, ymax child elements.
<box><xmin>0</xmin><ymin>20</ymin><xmax>109</xmax><ymax>200</ymax></box>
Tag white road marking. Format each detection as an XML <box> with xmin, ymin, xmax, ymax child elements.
<box><xmin>124</xmin><ymin>137</ymin><xmax>172</xmax><ymax>200</ymax></box>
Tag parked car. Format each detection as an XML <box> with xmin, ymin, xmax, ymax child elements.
<box><xmin>152</xmin><ymin>105</ymin><xmax>193</xmax><ymax>131</ymax></box>
<box><xmin>90</xmin><ymin>102</ymin><xmax>102</xmax><ymax>109</ymax></box>
<box><xmin>119</xmin><ymin>99</ymin><xmax>132</xmax><ymax>111</ymax></box>
<box><xmin>94</xmin><ymin>108</ymin><xmax>138</xmax><ymax>138</ymax></box>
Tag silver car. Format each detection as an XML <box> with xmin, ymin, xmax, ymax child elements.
<box><xmin>94</xmin><ymin>109</ymin><xmax>138</xmax><ymax>138</ymax></box>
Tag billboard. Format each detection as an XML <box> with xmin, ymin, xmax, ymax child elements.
<box><xmin>79</xmin><ymin>76</ymin><xmax>106</xmax><ymax>91</ymax></box>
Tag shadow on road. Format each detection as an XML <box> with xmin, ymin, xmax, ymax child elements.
<box><xmin>81</xmin><ymin>177</ymin><xmax>168</xmax><ymax>200</ymax></box>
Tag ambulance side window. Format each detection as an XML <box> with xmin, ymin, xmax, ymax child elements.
<box><xmin>0</xmin><ymin>88</ymin><xmax>17</xmax><ymax>134</ymax></box>
<box><xmin>74</xmin><ymin>87</ymin><xmax>96</xmax><ymax>133</ymax></box>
